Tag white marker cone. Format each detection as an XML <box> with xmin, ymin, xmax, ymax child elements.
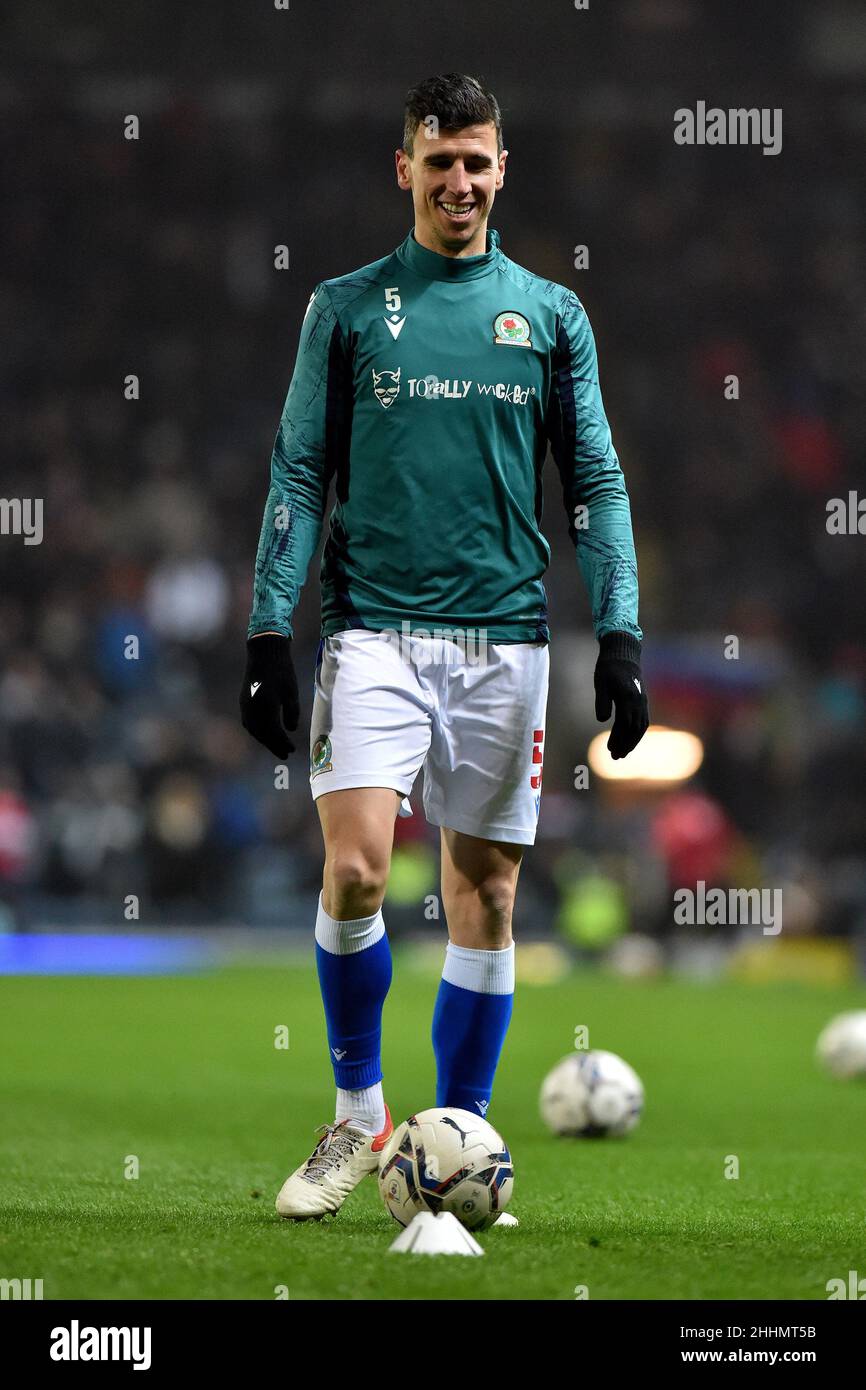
<box><xmin>388</xmin><ymin>1211</ymin><xmax>484</xmax><ymax>1256</ymax></box>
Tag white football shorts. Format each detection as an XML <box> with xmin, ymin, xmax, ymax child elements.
<box><xmin>308</xmin><ymin>629</ymin><xmax>550</xmax><ymax>846</ymax></box>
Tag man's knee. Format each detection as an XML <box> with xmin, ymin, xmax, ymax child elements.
<box><xmin>476</xmin><ymin>876</ymin><xmax>517</xmax><ymax>929</ymax></box>
<box><xmin>323</xmin><ymin>851</ymin><xmax>388</xmax><ymax>918</ymax></box>
<box><xmin>445</xmin><ymin>875</ymin><xmax>516</xmax><ymax>947</ymax></box>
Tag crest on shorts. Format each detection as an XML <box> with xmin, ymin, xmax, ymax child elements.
<box><xmin>493</xmin><ymin>311</ymin><xmax>532</xmax><ymax>348</ymax></box>
<box><xmin>311</xmin><ymin>734</ymin><xmax>333</xmax><ymax>778</ymax></box>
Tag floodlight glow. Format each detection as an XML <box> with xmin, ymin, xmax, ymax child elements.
<box><xmin>588</xmin><ymin>725</ymin><xmax>704</xmax><ymax>783</ymax></box>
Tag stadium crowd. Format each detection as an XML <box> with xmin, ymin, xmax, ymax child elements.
<box><xmin>1</xmin><ymin>3</ymin><xmax>864</xmax><ymax>954</ymax></box>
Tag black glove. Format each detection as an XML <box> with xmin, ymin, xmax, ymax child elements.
<box><xmin>239</xmin><ymin>634</ymin><xmax>299</xmax><ymax>758</ymax></box>
<box><xmin>594</xmin><ymin>631</ymin><xmax>649</xmax><ymax>760</ymax></box>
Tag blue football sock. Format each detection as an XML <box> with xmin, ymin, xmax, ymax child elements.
<box><xmin>315</xmin><ymin>894</ymin><xmax>392</xmax><ymax>1092</ymax></box>
<box><xmin>432</xmin><ymin>942</ymin><xmax>515</xmax><ymax>1118</ymax></box>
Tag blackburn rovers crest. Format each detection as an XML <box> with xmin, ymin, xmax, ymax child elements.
<box><xmin>311</xmin><ymin>734</ymin><xmax>333</xmax><ymax>778</ymax></box>
<box><xmin>493</xmin><ymin>311</ymin><xmax>532</xmax><ymax>348</ymax></box>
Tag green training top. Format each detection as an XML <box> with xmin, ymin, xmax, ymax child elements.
<box><xmin>248</xmin><ymin>227</ymin><xmax>641</xmax><ymax>645</ymax></box>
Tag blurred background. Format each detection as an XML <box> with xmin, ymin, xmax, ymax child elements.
<box><xmin>1</xmin><ymin>0</ymin><xmax>865</xmax><ymax>980</ymax></box>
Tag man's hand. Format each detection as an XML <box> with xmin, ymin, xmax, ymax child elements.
<box><xmin>240</xmin><ymin>634</ymin><xmax>299</xmax><ymax>758</ymax></box>
<box><xmin>594</xmin><ymin>631</ymin><xmax>649</xmax><ymax>760</ymax></box>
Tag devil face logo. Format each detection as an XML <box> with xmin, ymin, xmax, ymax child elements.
<box><xmin>372</xmin><ymin>367</ymin><xmax>400</xmax><ymax>409</ymax></box>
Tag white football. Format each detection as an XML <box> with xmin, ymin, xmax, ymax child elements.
<box><xmin>378</xmin><ymin>1107</ymin><xmax>514</xmax><ymax>1231</ymax></box>
<box><xmin>540</xmin><ymin>1049</ymin><xmax>644</xmax><ymax>1137</ymax></box>
<box><xmin>816</xmin><ymin>1011</ymin><xmax>866</xmax><ymax>1079</ymax></box>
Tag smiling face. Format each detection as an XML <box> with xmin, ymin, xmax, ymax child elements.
<box><xmin>395</xmin><ymin>123</ymin><xmax>507</xmax><ymax>258</ymax></box>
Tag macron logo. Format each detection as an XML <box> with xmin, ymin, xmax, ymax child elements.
<box><xmin>331</xmin><ymin>1047</ymin><xmax>347</xmax><ymax>1061</ymax></box>
<box><xmin>633</xmin><ymin>678</ymin><xmax>641</xmax><ymax>693</ymax></box>
<box><xmin>250</xmin><ymin>682</ymin><xmax>261</xmax><ymax>697</ymax></box>
<box><xmin>475</xmin><ymin>1099</ymin><xmax>489</xmax><ymax>1116</ymax></box>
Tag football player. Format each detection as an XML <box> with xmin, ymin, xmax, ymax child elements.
<box><xmin>241</xmin><ymin>72</ymin><xmax>648</xmax><ymax>1219</ymax></box>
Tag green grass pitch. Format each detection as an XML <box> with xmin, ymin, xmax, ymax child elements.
<box><xmin>2</xmin><ymin>958</ymin><xmax>864</xmax><ymax>1300</ymax></box>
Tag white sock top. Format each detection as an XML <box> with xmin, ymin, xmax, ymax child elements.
<box><xmin>315</xmin><ymin>892</ymin><xmax>386</xmax><ymax>955</ymax></box>
<box><xmin>442</xmin><ymin>941</ymin><xmax>515</xmax><ymax>995</ymax></box>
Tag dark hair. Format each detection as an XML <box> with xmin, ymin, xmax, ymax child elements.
<box><xmin>402</xmin><ymin>73</ymin><xmax>503</xmax><ymax>157</ymax></box>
